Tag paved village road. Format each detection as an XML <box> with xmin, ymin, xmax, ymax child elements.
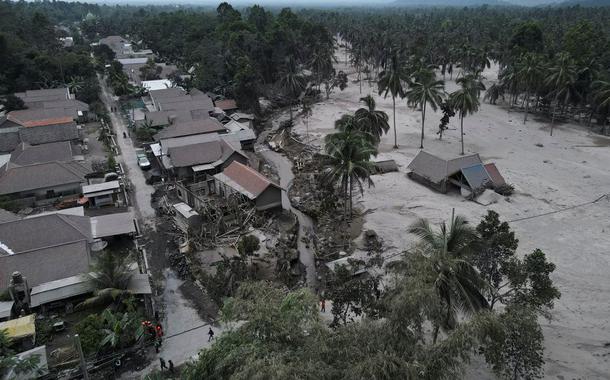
<box><xmin>99</xmin><ymin>77</ymin><xmax>226</xmax><ymax>377</ymax></box>
<box><xmin>98</xmin><ymin>76</ymin><xmax>155</xmax><ymax>222</ymax></box>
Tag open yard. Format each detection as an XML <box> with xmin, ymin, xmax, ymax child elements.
<box><xmin>292</xmin><ymin>57</ymin><xmax>610</xmax><ymax>378</ymax></box>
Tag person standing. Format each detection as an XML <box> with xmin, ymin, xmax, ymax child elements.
<box><xmin>320</xmin><ymin>299</ymin><xmax>326</xmax><ymax>313</ymax></box>
<box><xmin>159</xmin><ymin>357</ymin><xmax>167</xmax><ymax>371</ymax></box>
<box><xmin>168</xmin><ymin>360</ymin><xmax>174</xmax><ymax>374</ymax></box>
<box><xmin>208</xmin><ymin>327</ymin><xmax>215</xmax><ymax>342</ymax></box>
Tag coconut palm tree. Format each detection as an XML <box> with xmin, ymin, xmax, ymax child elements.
<box><xmin>279</xmin><ymin>55</ymin><xmax>306</xmax><ymax>122</ymax></box>
<box><xmin>406</xmin><ymin>69</ymin><xmax>445</xmax><ymax>149</ymax></box>
<box><xmin>354</xmin><ymin>95</ymin><xmax>390</xmax><ymax>144</ymax></box>
<box><xmin>516</xmin><ymin>53</ymin><xmax>545</xmax><ymax>123</ymax></box>
<box><xmin>592</xmin><ymin>79</ymin><xmax>610</xmax><ymax>133</ymax></box>
<box><xmin>77</xmin><ymin>250</ymin><xmax>133</xmax><ymax>310</ymax></box>
<box><xmin>323</xmin><ymin>129</ymin><xmax>376</xmax><ymax>219</ymax></box>
<box><xmin>409</xmin><ymin>213</ymin><xmax>488</xmax><ymax>343</ymax></box>
<box><xmin>378</xmin><ymin>52</ymin><xmax>406</xmax><ymax>149</ymax></box>
<box><xmin>450</xmin><ymin>78</ymin><xmax>480</xmax><ymax>155</ymax></box>
<box><xmin>545</xmin><ymin>53</ymin><xmax>578</xmax><ymax>136</ymax></box>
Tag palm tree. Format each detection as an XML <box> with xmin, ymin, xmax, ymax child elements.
<box><xmin>77</xmin><ymin>250</ymin><xmax>133</xmax><ymax>310</ymax></box>
<box><xmin>409</xmin><ymin>212</ymin><xmax>488</xmax><ymax>343</ymax></box>
<box><xmin>406</xmin><ymin>69</ymin><xmax>445</xmax><ymax>149</ymax></box>
<box><xmin>516</xmin><ymin>53</ymin><xmax>545</xmax><ymax>123</ymax></box>
<box><xmin>450</xmin><ymin>78</ymin><xmax>481</xmax><ymax>155</ymax></box>
<box><xmin>354</xmin><ymin>95</ymin><xmax>390</xmax><ymax>144</ymax></box>
<box><xmin>378</xmin><ymin>52</ymin><xmax>406</xmax><ymax>149</ymax></box>
<box><xmin>323</xmin><ymin>129</ymin><xmax>376</xmax><ymax>219</ymax></box>
<box><xmin>545</xmin><ymin>53</ymin><xmax>578</xmax><ymax>136</ymax></box>
<box><xmin>301</xmin><ymin>98</ymin><xmax>313</xmax><ymax>141</ymax></box>
<box><xmin>99</xmin><ymin>309</ymin><xmax>144</xmax><ymax>350</ymax></box>
<box><xmin>279</xmin><ymin>55</ymin><xmax>306</xmax><ymax>122</ymax></box>
<box><xmin>592</xmin><ymin>80</ymin><xmax>610</xmax><ymax>133</ymax></box>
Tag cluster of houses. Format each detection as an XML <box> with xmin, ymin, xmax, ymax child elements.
<box><xmin>98</xmin><ymin>35</ymin><xmax>179</xmax><ymax>90</ymax></box>
<box><xmin>0</xmin><ymin>88</ymin><xmax>147</xmax><ymax>343</ymax></box>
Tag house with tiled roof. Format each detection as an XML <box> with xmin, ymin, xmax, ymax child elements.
<box><xmin>0</xmin><ymin>160</ymin><xmax>91</xmax><ymax>207</ymax></box>
<box><xmin>214</xmin><ymin>161</ymin><xmax>282</xmax><ymax>211</ymax></box>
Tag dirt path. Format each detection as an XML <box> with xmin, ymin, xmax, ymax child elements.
<box><xmin>256</xmin><ymin>116</ymin><xmax>318</xmax><ymax>288</ymax></box>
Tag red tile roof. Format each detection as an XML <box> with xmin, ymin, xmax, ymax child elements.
<box><xmin>215</xmin><ymin>99</ymin><xmax>238</xmax><ymax>111</ymax></box>
<box><xmin>22</xmin><ymin>116</ymin><xmax>75</xmax><ymax>128</ymax></box>
<box><xmin>222</xmin><ymin>161</ymin><xmax>278</xmax><ymax>198</ymax></box>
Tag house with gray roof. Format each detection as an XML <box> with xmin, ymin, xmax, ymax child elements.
<box><xmin>9</xmin><ymin>142</ymin><xmax>74</xmax><ymax>166</ymax></box>
<box><xmin>153</xmin><ymin>119</ymin><xmax>227</xmax><ymax>141</ymax></box>
<box><xmin>0</xmin><ymin>161</ymin><xmax>91</xmax><ymax>207</ymax></box>
<box><xmin>0</xmin><ymin>214</ymin><xmax>93</xmax><ymax>289</ymax></box>
<box><xmin>407</xmin><ymin>151</ymin><xmax>483</xmax><ymax>193</ymax></box>
<box><xmin>156</xmin><ymin>134</ymin><xmax>248</xmax><ymax>180</ymax></box>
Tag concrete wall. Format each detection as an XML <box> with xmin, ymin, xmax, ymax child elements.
<box><xmin>256</xmin><ymin>186</ymin><xmax>282</xmax><ymax>211</ymax></box>
<box><xmin>0</xmin><ymin>242</ymin><xmax>90</xmax><ymax>289</ymax></box>
<box><xmin>19</xmin><ymin>123</ymin><xmax>79</xmax><ymax>145</ymax></box>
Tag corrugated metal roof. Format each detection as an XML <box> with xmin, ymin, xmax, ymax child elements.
<box><xmin>484</xmin><ymin>163</ymin><xmax>506</xmax><ymax>186</ymax></box>
<box><xmin>90</xmin><ymin>212</ymin><xmax>136</xmax><ymax>238</ymax></box>
<box><xmin>82</xmin><ymin>180</ymin><xmax>120</xmax><ymax>195</ymax></box>
<box><xmin>460</xmin><ymin>164</ymin><xmax>493</xmax><ymax>190</ymax></box>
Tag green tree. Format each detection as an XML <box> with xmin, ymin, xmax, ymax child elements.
<box><xmin>139</xmin><ymin>57</ymin><xmax>162</xmax><ymax>81</ymax></box>
<box><xmin>406</xmin><ymin>69</ymin><xmax>445</xmax><ymax>149</ymax></box>
<box><xmin>326</xmin><ymin>262</ymin><xmax>380</xmax><ymax>326</ymax></box>
<box><xmin>279</xmin><ymin>55</ymin><xmax>305</xmax><ymax>122</ymax></box>
<box><xmin>481</xmin><ymin>305</ymin><xmax>545</xmax><ymax>380</ymax></box>
<box><xmin>0</xmin><ymin>330</ymin><xmax>41</xmax><ymax>378</ymax></box>
<box><xmin>592</xmin><ymin>80</ymin><xmax>610</xmax><ymax>132</ymax></box>
<box><xmin>516</xmin><ymin>53</ymin><xmax>545</xmax><ymax>123</ymax></box>
<box><xmin>378</xmin><ymin>52</ymin><xmax>406</xmax><ymax>149</ymax></box>
<box><xmin>77</xmin><ymin>250</ymin><xmax>133</xmax><ymax>310</ymax></box>
<box><xmin>323</xmin><ymin>128</ymin><xmax>375</xmax><ymax>219</ymax></box>
<box><xmin>237</xmin><ymin>235</ymin><xmax>260</xmax><ymax>263</ymax></box>
<box><xmin>1</xmin><ymin>94</ymin><xmax>26</xmax><ymax>112</ymax></box>
<box><xmin>409</xmin><ymin>213</ymin><xmax>488</xmax><ymax>343</ymax></box>
<box><xmin>354</xmin><ymin>95</ymin><xmax>390</xmax><ymax>144</ymax></box>
<box><xmin>545</xmin><ymin>53</ymin><xmax>578</xmax><ymax>136</ymax></box>
<box><xmin>473</xmin><ymin>211</ymin><xmax>519</xmax><ymax>309</ymax></box>
<box><xmin>450</xmin><ymin>77</ymin><xmax>481</xmax><ymax>155</ymax></box>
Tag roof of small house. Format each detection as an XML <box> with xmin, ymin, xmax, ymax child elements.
<box><xmin>7</xmin><ymin>108</ymin><xmax>76</xmax><ymax>127</ymax></box>
<box><xmin>407</xmin><ymin>151</ymin><xmax>483</xmax><ymax>184</ymax></box>
<box><xmin>0</xmin><ymin>161</ymin><xmax>90</xmax><ymax>195</ymax></box>
<box><xmin>167</xmin><ymin>141</ymin><xmax>223</xmax><ymax>168</ymax></box>
<box><xmin>214</xmin><ymin>161</ymin><xmax>279</xmax><ymax>200</ymax></box>
<box><xmin>10</xmin><ymin>142</ymin><xmax>73</xmax><ymax>165</ymax></box>
<box><xmin>0</xmin><ymin>214</ymin><xmax>92</xmax><ymax>256</ymax></box>
<box><xmin>154</xmin><ymin>119</ymin><xmax>227</xmax><ymax>140</ymax></box>
<box><xmin>215</xmin><ymin>99</ymin><xmax>238</xmax><ymax>111</ymax></box>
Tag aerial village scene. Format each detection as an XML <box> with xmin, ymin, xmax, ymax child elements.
<box><xmin>0</xmin><ymin>0</ymin><xmax>609</xmax><ymax>379</ymax></box>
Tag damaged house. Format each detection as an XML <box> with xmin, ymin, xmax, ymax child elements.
<box><xmin>407</xmin><ymin>151</ymin><xmax>506</xmax><ymax>195</ymax></box>
<box><xmin>214</xmin><ymin>161</ymin><xmax>282</xmax><ymax>211</ymax></box>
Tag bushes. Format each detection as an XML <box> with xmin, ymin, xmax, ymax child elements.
<box><xmin>75</xmin><ymin>314</ymin><xmax>106</xmax><ymax>355</ymax></box>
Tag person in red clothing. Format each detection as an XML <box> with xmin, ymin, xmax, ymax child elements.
<box><xmin>320</xmin><ymin>299</ymin><xmax>326</xmax><ymax>313</ymax></box>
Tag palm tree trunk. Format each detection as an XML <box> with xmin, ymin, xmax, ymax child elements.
<box><xmin>432</xmin><ymin>324</ymin><xmax>440</xmax><ymax>344</ymax></box>
<box><xmin>393</xmin><ymin>96</ymin><xmax>398</xmax><ymax>149</ymax></box>
<box><xmin>523</xmin><ymin>88</ymin><xmax>530</xmax><ymax>124</ymax></box>
<box><xmin>349</xmin><ymin>178</ymin><xmax>353</xmax><ymax>217</ymax></box>
<box><xmin>420</xmin><ymin>102</ymin><xmax>426</xmax><ymax>149</ymax></box>
<box><xmin>550</xmin><ymin>93</ymin><xmax>559</xmax><ymax>136</ymax></box>
<box><xmin>460</xmin><ymin>113</ymin><xmax>465</xmax><ymax>155</ymax></box>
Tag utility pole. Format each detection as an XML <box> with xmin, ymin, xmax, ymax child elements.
<box><xmin>74</xmin><ymin>334</ymin><xmax>89</xmax><ymax>380</ymax></box>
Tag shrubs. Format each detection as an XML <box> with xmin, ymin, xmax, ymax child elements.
<box><xmin>494</xmin><ymin>183</ymin><xmax>515</xmax><ymax>196</ymax></box>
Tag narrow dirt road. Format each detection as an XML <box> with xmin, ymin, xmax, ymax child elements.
<box><xmin>256</xmin><ymin>117</ymin><xmax>318</xmax><ymax>288</ymax></box>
